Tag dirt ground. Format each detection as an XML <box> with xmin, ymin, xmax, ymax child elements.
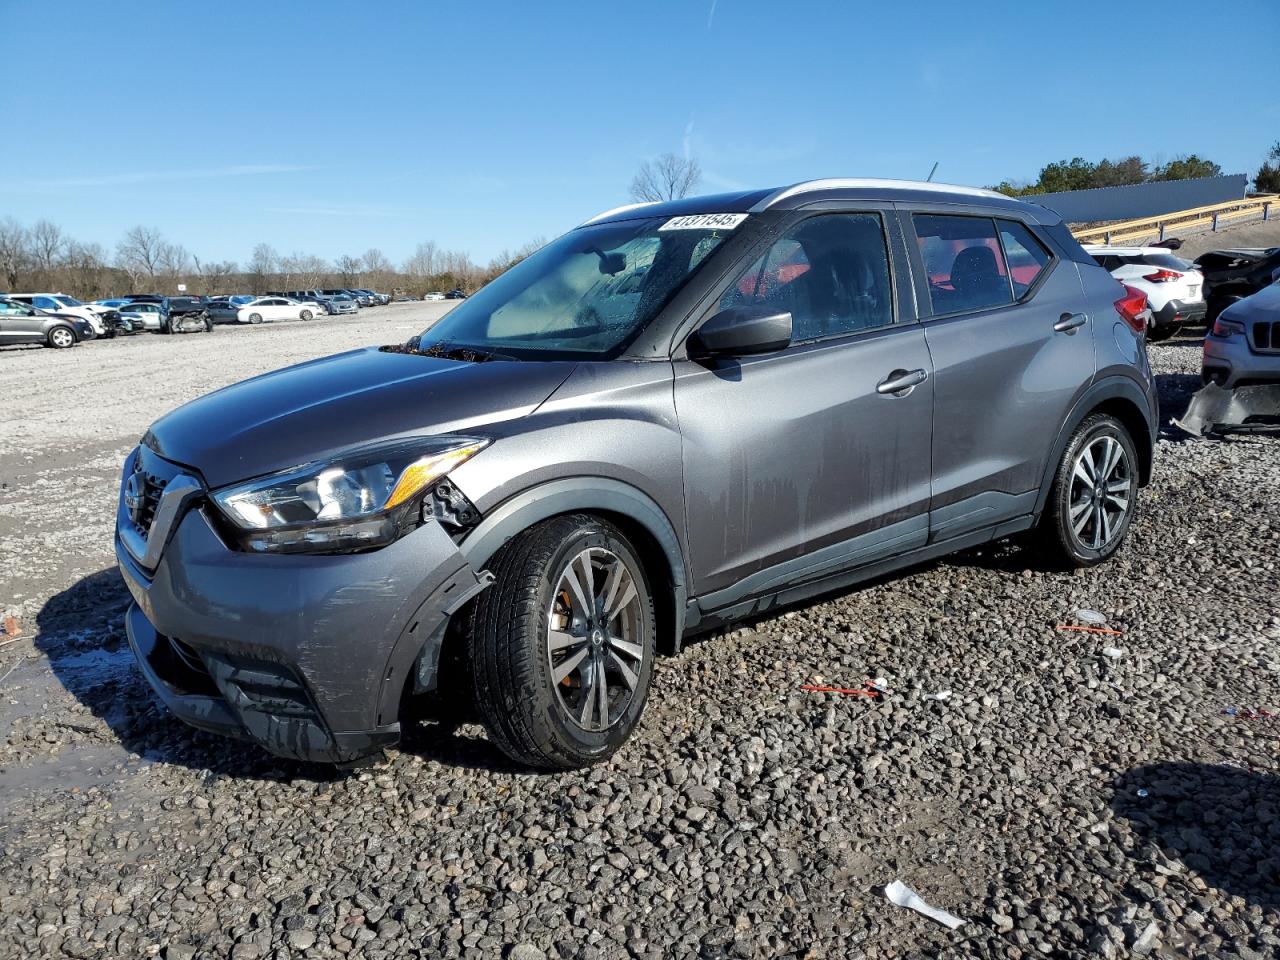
<box><xmin>1</xmin><ymin>305</ymin><xmax>1278</xmax><ymax>959</ymax></box>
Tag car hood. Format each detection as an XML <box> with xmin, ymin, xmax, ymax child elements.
<box><xmin>145</xmin><ymin>346</ymin><xmax>578</xmax><ymax>488</ymax></box>
<box><xmin>1222</xmin><ymin>283</ymin><xmax>1280</xmax><ymax>323</ymax></box>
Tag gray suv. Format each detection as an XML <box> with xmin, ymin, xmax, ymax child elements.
<box><xmin>115</xmin><ymin>179</ymin><xmax>1158</xmax><ymax>769</ymax></box>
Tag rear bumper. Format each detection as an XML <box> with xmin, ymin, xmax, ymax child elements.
<box><xmin>1153</xmin><ymin>298</ymin><xmax>1206</xmax><ymax>330</ymax></box>
<box><xmin>115</xmin><ymin>462</ymin><xmax>489</xmax><ymax>763</ymax></box>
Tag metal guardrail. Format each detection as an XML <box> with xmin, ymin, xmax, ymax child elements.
<box><xmin>1071</xmin><ymin>195</ymin><xmax>1279</xmax><ymax>246</ymax></box>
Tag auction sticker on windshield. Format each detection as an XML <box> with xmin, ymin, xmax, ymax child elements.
<box><xmin>659</xmin><ymin>213</ymin><xmax>749</xmax><ymax>231</ymax></box>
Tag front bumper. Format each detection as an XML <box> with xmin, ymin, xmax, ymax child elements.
<box><xmin>115</xmin><ymin>449</ymin><xmax>488</xmax><ymax>764</ymax></box>
<box><xmin>1202</xmin><ymin>334</ymin><xmax>1280</xmax><ymax>388</ymax></box>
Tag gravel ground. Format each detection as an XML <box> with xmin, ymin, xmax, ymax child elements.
<box><xmin>1</xmin><ymin>311</ymin><xmax>1278</xmax><ymax>960</ymax></box>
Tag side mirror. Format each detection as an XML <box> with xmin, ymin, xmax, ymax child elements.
<box><xmin>687</xmin><ymin>305</ymin><xmax>792</xmax><ymax>360</ymax></box>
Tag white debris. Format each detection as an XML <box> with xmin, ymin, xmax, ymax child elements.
<box><xmin>883</xmin><ymin>880</ymin><xmax>965</xmax><ymax>930</ymax></box>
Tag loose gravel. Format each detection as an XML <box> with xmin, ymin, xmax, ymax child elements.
<box><xmin>1</xmin><ymin>317</ymin><xmax>1277</xmax><ymax>959</ymax></box>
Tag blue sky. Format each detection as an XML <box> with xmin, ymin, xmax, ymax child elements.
<box><xmin>3</xmin><ymin>0</ymin><xmax>1277</xmax><ymax>266</ymax></box>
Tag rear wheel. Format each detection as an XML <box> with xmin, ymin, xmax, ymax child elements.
<box><xmin>1036</xmin><ymin>413</ymin><xmax>1139</xmax><ymax>568</ymax></box>
<box><xmin>47</xmin><ymin>326</ymin><xmax>76</xmax><ymax>349</ymax></box>
<box><xmin>300</xmin><ymin>309</ymin><xmax>313</xmax><ymax>321</ymax></box>
<box><xmin>1146</xmin><ymin>322</ymin><xmax>1180</xmax><ymax>342</ymax></box>
<box><xmin>248</xmin><ymin>313</ymin><xmax>263</xmax><ymax>324</ymax></box>
<box><xmin>468</xmin><ymin>514</ymin><xmax>655</xmax><ymax>769</ymax></box>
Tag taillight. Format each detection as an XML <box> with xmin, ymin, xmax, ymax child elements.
<box><xmin>1142</xmin><ymin>269</ymin><xmax>1182</xmax><ymax>283</ymax></box>
<box><xmin>1114</xmin><ymin>285</ymin><xmax>1148</xmax><ymax>334</ymax></box>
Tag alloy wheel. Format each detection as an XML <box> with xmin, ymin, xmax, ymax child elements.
<box><xmin>1067</xmin><ymin>433</ymin><xmax>1132</xmax><ymax>551</ymax></box>
<box><xmin>546</xmin><ymin>547</ymin><xmax>645</xmax><ymax>731</ymax></box>
<box><xmin>50</xmin><ymin>328</ymin><xmax>74</xmax><ymax>348</ymax></box>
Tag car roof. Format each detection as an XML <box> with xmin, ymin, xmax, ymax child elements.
<box><xmin>582</xmin><ymin>178</ymin><xmax>1052</xmax><ymax>226</ymax></box>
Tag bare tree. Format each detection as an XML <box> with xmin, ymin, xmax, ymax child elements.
<box><xmin>336</xmin><ymin>254</ymin><xmax>363</xmax><ymax>287</ymax></box>
<box><xmin>195</xmin><ymin>256</ymin><xmax>239</xmax><ymax>295</ymax></box>
<box><xmin>116</xmin><ymin>226</ymin><xmax>165</xmax><ymax>290</ymax></box>
<box><xmin>629</xmin><ymin>153</ymin><xmax>702</xmax><ymax>203</ymax></box>
<box><xmin>30</xmin><ymin>220</ymin><xmax>65</xmax><ymax>284</ymax></box>
<box><xmin>488</xmin><ymin>236</ymin><xmax>547</xmax><ymax>275</ymax></box>
<box><xmin>247</xmin><ymin>243</ymin><xmax>278</xmax><ymax>293</ymax></box>
<box><xmin>63</xmin><ymin>241</ymin><xmax>109</xmax><ymax>298</ymax></box>
<box><xmin>158</xmin><ymin>242</ymin><xmax>191</xmax><ymax>286</ymax></box>
<box><xmin>403</xmin><ymin>240</ymin><xmax>438</xmax><ymax>280</ymax></box>
<box><xmin>296</xmin><ymin>254</ymin><xmax>328</xmax><ymax>288</ymax></box>
<box><xmin>0</xmin><ymin>218</ymin><xmax>30</xmax><ymax>290</ymax></box>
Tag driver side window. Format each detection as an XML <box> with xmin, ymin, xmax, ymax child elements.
<box><xmin>720</xmin><ymin>213</ymin><xmax>894</xmax><ymax>342</ymax></box>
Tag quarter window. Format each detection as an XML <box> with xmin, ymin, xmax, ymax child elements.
<box><xmin>913</xmin><ymin>214</ymin><xmax>1013</xmax><ymax>315</ymax></box>
<box><xmin>997</xmin><ymin>220</ymin><xmax>1052</xmax><ymax>296</ymax></box>
<box><xmin>720</xmin><ymin>213</ymin><xmax>894</xmax><ymax>341</ymax></box>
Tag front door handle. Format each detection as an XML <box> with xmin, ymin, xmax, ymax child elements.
<box><xmin>876</xmin><ymin>368</ymin><xmax>929</xmax><ymax>395</ymax></box>
<box><xmin>1054</xmin><ymin>312</ymin><xmax>1087</xmax><ymax>333</ymax></box>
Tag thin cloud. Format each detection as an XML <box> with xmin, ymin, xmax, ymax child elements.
<box><xmin>707</xmin><ymin>0</ymin><xmax>717</xmax><ymax>29</ymax></box>
<box><xmin>3</xmin><ymin>164</ymin><xmax>316</xmax><ymax>192</ymax></box>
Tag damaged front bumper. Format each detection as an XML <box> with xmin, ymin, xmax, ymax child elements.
<box><xmin>1175</xmin><ymin>381</ymin><xmax>1280</xmax><ymax>436</ymax></box>
<box><xmin>115</xmin><ymin>450</ymin><xmax>489</xmax><ymax>764</ymax></box>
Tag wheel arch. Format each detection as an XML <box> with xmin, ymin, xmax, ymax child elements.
<box><xmin>459</xmin><ymin>477</ymin><xmax>689</xmax><ymax>653</ymax></box>
<box><xmin>1034</xmin><ymin>376</ymin><xmax>1156</xmax><ymax>517</ymax></box>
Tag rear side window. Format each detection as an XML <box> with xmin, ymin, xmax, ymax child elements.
<box><xmin>913</xmin><ymin>214</ymin><xmax>1013</xmax><ymax>315</ymax></box>
<box><xmin>1136</xmin><ymin>253</ymin><xmax>1191</xmax><ymax>271</ymax></box>
<box><xmin>720</xmin><ymin>213</ymin><xmax>894</xmax><ymax>342</ymax></box>
<box><xmin>997</xmin><ymin>220</ymin><xmax>1052</xmax><ymax>296</ymax></box>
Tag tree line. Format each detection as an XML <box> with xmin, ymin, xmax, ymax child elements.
<box><xmin>986</xmin><ymin>149</ymin><xmax>1280</xmax><ymax>197</ymax></box>
<box><xmin>0</xmin><ymin>219</ymin><xmax>546</xmax><ymax>301</ymax></box>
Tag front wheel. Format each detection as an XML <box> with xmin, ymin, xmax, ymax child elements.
<box><xmin>248</xmin><ymin>313</ymin><xmax>263</xmax><ymax>324</ymax></box>
<box><xmin>300</xmin><ymin>309</ymin><xmax>313</xmax><ymax>321</ymax></box>
<box><xmin>1035</xmin><ymin>413</ymin><xmax>1139</xmax><ymax>568</ymax></box>
<box><xmin>468</xmin><ymin>514</ymin><xmax>656</xmax><ymax>769</ymax></box>
<box><xmin>47</xmin><ymin>326</ymin><xmax>76</xmax><ymax>349</ymax></box>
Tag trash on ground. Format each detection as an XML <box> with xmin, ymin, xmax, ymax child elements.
<box><xmin>1</xmin><ymin>614</ymin><xmax>20</xmax><ymax>639</ymax></box>
<box><xmin>924</xmin><ymin>690</ymin><xmax>952</xmax><ymax>701</ymax></box>
<box><xmin>1175</xmin><ymin>381</ymin><xmax>1280</xmax><ymax>437</ymax></box>
<box><xmin>883</xmin><ymin>879</ymin><xmax>965</xmax><ymax>930</ymax></box>
<box><xmin>1102</xmin><ymin>646</ymin><xmax>1125</xmax><ymax>659</ymax></box>
<box><xmin>1076</xmin><ymin>608</ymin><xmax>1107</xmax><ymax>625</ymax></box>
<box><xmin>1221</xmin><ymin>705</ymin><xmax>1276</xmax><ymax>722</ymax></box>
<box><xmin>1137</xmin><ymin>788</ymin><xmax>1149</xmax><ymax>798</ymax></box>
<box><xmin>1056</xmin><ymin>624</ymin><xmax>1123</xmax><ymax>636</ymax></box>
<box><xmin>802</xmin><ymin>677</ymin><xmax>887</xmax><ymax>700</ymax></box>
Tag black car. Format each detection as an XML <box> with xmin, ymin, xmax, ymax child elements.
<box><xmin>445</xmin><ymin>288</ymin><xmax>468</xmax><ymax>300</ymax></box>
<box><xmin>1194</xmin><ymin>247</ymin><xmax>1280</xmax><ymax>322</ymax></box>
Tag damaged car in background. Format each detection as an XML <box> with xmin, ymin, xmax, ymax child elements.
<box><xmin>1194</xmin><ymin>245</ymin><xmax>1280</xmax><ymax>323</ymax></box>
<box><xmin>1179</xmin><ymin>282</ymin><xmax>1280</xmax><ymax>435</ymax></box>
<box><xmin>115</xmin><ymin>179</ymin><xmax>1158</xmax><ymax>771</ymax></box>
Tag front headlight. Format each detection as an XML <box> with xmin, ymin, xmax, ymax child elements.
<box><xmin>1211</xmin><ymin>317</ymin><xmax>1245</xmax><ymax>338</ymax></box>
<box><xmin>211</xmin><ymin>436</ymin><xmax>487</xmax><ymax>554</ymax></box>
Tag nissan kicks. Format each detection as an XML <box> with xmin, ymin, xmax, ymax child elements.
<box><xmin>116</xmin><ymin>179</ymin><xmax>1158</xmax><ymax>769</ymax></box>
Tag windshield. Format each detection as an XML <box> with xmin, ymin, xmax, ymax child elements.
<box><xmin>416</xmin><ymin>217</ymin><xmax>734</xmax><ymax>359</ymax></box>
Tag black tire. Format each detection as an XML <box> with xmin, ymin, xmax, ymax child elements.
<box><xmin>47</xmin><ymin>325</ymin><xmax>77</xmax><ymax>349</ymax></box>
<box><xmin>248</xmin><ymin>313</ymin><xmax>263</xmax><ymax>324</ymax></box>
<box><xmin>1035</xmin><ymin>413</ymin><xmax>1139</xmax><ymax>568</ymax></box>
<box><xmin>468</xmin><ymin>514</ymin><xmax>656</xmax><ymax>770</ymax></box>
<box><xmin>300</xmin><ymin>309</ymin><xmax>313</xmax><ymax>321</ymax></box>
<box><xmin>1146</xmin><ymin>322</ymin><xmax>1179</xmax><ymax>342</ymax></box>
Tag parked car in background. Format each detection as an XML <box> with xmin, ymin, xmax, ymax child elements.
<box><xmin>123</xmin><ymin>295</ymin><xmax>212</xmax><ymax>333</ymax></box>
<box><xmin>322</xmin><ymin>288</ymin><xmax>366</xmax><ymax>307</ymax></box>
<box><xmin>445</xmin><ymin>288</ymin><xmax>467</xmax><ymax>299</ymax></box>
<box><xmin>6</xmin><ymin>293</ymin><xmax>108</xmax><ymax>336</ymax></box>
<box><xmin>1194</xmin><ymin>247</ymin><xmax>1280</xmax><ymax>323</ymax></box>
<box><xmin>115</xmin><ymin>178</ymin><xmax>1158</xmax><ymax>769</ymax></box>
<box><xmin>423</xmin><ymin>291</ymin><xmax>445</xmax><ymax>301</ymax></box>
<box><xmin>117</xmin><ymin>300</ymin><xmax>166</xmax><ymax>332</ymax></box>
<box><xmin>325</xmin><ymin>294</ymin><xmax>359</xmax><ymax>315</ymax></box>
<box><xmin>353</xmin><ymin>288</ymin><xmax>389</xmax><ymax>305</ymax></box>
<box><xmin>273</xmin><ymin>291</ymin><xmax>332</xmax><ymax>315</ymax></box>
<box><xmin>229</xmin><ymin>297</ymin><xmax>319</xmax><ymax>324</ymax></box>
<box><xmin>1202</xmin><ymin>283</ymin><xmax>1280</xmax><ymax>387</ymax></box>
<box><xmin>1084</xmin><ymin>245</ymin><xmax>1206</xmax><ymax>340</ymax></box>
<box><xmin>98</xmin><ymin>309</ymin><xmax>140</xmax><ymax>336</ymax></box>
<box><xmin>0</xmin><ymin>296</ymin><xmax>94</xmax><ymax>347</ymax></box>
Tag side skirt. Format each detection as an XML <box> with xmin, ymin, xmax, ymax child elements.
<box><xmin>682</xmin><ymin>514</ymin><xmax>1035</xmax><ymax>636</ymax></box>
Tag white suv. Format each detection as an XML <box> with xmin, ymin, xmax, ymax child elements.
<box><xmin>1083</xmin><ymin>246</ymin><xmax>1206</xmax><ymax>341</ymax></box>
<box><xmin>5</xmin><ymin>293</ymin><xmax>109</xmax><ymax>336</ymax></box>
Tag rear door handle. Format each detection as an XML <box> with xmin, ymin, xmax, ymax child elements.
<box><xmin>876</xmin><ymin>368</ymin><xmax>929</xmax><ymax>395</ymax></box>
<box><xmin>1054</xmin><ymin>312</ymin><xmax>1087</xmax><ymax>333</ymax></box>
